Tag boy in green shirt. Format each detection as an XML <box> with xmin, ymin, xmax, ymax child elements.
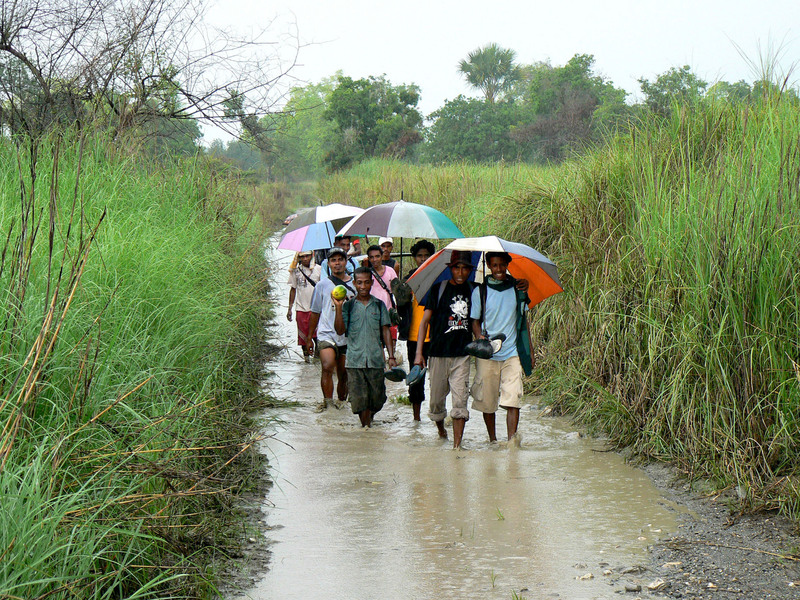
<box><xmin>334</xmin><ymin>267</ymin><xmax>397</xmax><ymax>427</ymax></box>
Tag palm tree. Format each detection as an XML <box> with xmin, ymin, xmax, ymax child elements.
<box><xmin>458</xmin><ymin>43</ymin><xmax>520</xmax><ymax>104</ymax></box>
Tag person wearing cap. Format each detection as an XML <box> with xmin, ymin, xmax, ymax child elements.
<box><xmin>469</xmin><ymin>251</ymin><xmax>533</xmax><ymax>445</ymax></box>
<box><xmin>348</xmin><ymin>235</ymin><xmax>363</xmax><ymax>257</ymax></box>
<box><xmin>287</xmin><ymin>250</ymin><xmax>321</xmax><ymax>362</ymax></box>
<box><xmin>379</xmin><ymin>237</ymin><xmax>399</xmax><ymax>276</ymax></box>
<box><xmin>307</xmin><ymin>247</ymin><xmax>356</xmax><ymax>411</ymax></box>
<box><xmin>397</xmin><ymin>239</ymin><xmax>435</xmax><ymax>421</ymax></box>
<box><xmin>320</xmin><ymin>235</ymin><xmax>358</xmax><ymax>277</ymax></box>
<box><xmin>412</xmin><ymin>249</ymin><xmax>475</xmax><ymax>448</ymax></box>
<box><xmin>333</xmin><ymin>266</ymin><xmax>396</xmax><ymax>427</ymax></box>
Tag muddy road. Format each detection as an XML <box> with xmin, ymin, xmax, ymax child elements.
<box><xmin>224</xmin><ymin>244</ymin><xmax>701</xmax><ymax>600</ymax></box>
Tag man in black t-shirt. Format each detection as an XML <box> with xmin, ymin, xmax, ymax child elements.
<box><xmin>413</xmin><ymin>250</ymin><xmax>475</xmax><ymax>449</ymax></box>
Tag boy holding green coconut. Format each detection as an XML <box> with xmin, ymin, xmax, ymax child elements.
<box><xmin>334</xmin><ymin>266</ymin><xmax>396</xmax><ymax>427</ymax></box>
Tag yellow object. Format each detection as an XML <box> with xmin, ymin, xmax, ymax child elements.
<box><xmin>331</xmin><ymin>285</ymin><xmax>348</xmax><ymax>300</ymax></box>
<box><xmin>408</xmin><ymin>295</ymin><xmax>430</xmax><ymax>342</ymax></box>
<box><xmin>288</xmin><ymin>252</ymin><xmax>299</xmax><ymax>272</ymax></box>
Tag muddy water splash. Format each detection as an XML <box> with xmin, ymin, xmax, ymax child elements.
<box><xmin>233</xmin><ymin>244</ymin><xmax>682</xmax><ymax>600</ymax></box>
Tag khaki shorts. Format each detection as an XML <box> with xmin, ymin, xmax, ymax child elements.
<box><xmin>317</xmin><ymin>340</ymin><xmax>347</xmax><ymax>356</ymax></box>
<box><xmin>428</xmin><ymin>355</ymin><xmax>470</xmax><ymax>422</ymax></box>
<box><xmin>471</xmin><ymin>356</ymin><xmax>524</xmax><ymax>413</ymax></box>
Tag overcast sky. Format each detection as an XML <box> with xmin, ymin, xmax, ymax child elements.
<box><xmin>204</xmin><ymin>0</ymin><xmax>798</xmax><ymax>141</ymax></box>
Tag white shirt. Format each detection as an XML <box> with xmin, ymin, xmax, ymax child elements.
<box><xmin>288</xmin><ymin>264</ymin><xmax>321</xmax><ymax>312</ymax></box>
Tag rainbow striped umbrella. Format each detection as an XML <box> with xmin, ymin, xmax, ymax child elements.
<box><xmin>337</xmin><ymin>200</ymin><xmax>463</xmax><ymax>239</ymax></box>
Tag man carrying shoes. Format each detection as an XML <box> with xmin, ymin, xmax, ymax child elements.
<box><xmin>413</xmin><ymin>250</ymin><xmax>475</xmax><ymax>449</ymax></box>
<box><xmin>469</xmin><ymin>251</ymin><xmax>533</xmax><ymax>445</ymax></box>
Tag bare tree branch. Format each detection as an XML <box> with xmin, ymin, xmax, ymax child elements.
<box><xmin>0</xmin><ymin>0</ymin><xmax>300</xmax><ymax>137</ymax></box>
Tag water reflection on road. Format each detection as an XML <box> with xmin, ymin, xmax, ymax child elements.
<box><xmin>232</xmin><ymin>244</ymin><xmax>680</xmax><ymax>600</ymax></box>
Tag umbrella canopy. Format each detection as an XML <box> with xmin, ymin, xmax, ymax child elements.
<box><xmin>337</xmin><ymin>200</ymin><xmax>464</xmax><ymax>239</ymax></box>
<box><xmin>277</xmin><ymin>221</ymin><xmax>337</xmax><ymax>252</ymax></box>
<box><xmin>406</xmin><ymin>236</ymin><xmax>563</xmax><ymax>308</ymax></box>
<box><xmin>284</xmin><ymin>203</ymin><xmax>365</xmax><ymax>234</ymax></box>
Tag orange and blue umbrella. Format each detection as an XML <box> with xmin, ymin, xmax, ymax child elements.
<box><xmin>406</xmin><ymin>235</ymin><xmax>563</xmax><ymax>308</ymax></box>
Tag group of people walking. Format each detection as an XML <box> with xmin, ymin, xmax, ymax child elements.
<box><xmin>286</xmin><ymin>234</ymin><xmax>534</xmax><ymax>449</ymax></box>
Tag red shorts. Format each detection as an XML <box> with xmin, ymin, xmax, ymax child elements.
<box><xmin>296</xmin><ymin>310</ymin><xmax>312</xmax><ymax>346</ymax></box>
<box><xmin>390</xmin><ymin>324</ymin><xmax>398</xmax><ymax>341</ymax></box>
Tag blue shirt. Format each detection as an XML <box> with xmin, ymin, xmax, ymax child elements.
<box><xmin>470</xmin><ymin>280</ymin><xmax>521</xmax><ymax>361</ymax></box>
<box><xmin>310</xmin><ymin>276</ymin><xmax>355</xmax><ymax>346</ymax></box>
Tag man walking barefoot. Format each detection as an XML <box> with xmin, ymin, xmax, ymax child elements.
<box><xmin>470</xmin><ymin>252</ymin><xmax>533</xmax><ymax>444</ymax></box>
<box><xmin>307</xmin><ymin>248</ymin><xmax>355</xmax><ymax>411</ymax></box>
<box><xmin>397</xmin><ymin>239</ymin><xmax>434</xmax><ymax>421</ymax></box>
<box><xmin>413</xmin><ymin>250</ymin><xmax>475</xmax><ymax>449</ymax></box>
<box><xmin>287</xmin><ymin>250</ymin><xmax>321</xmax><ymax>362</ymax></box>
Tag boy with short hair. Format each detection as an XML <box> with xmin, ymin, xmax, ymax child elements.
<box><xmin>334</xmin><ymin>267</ymin><xmax>396</xmax><ymax>427</ymax></box>
<box><xmin>470</xmin><ymin>251</ymin><xmax>533</xmax><ymax>444</ymax></box>
<box><xmin>413</xmin><ymin>250</ymin><xmax>475</xmax><ymax>448</ymax></box>
<box><xmin>307</xmin><ymin>247</ymin><xmax>355</xmax><ymax>411</ymax></box>
<box><xmin>287</xmin><ymin>250</ymin><xmax>321</xmax><ymax>362</ymax></box>
<box><xmin>379</xmin><ymin>237</ymin><xmax>399</xmax><ymax>276</ymax></box>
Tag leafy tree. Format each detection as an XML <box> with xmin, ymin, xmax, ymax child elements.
<box><xmin>706</xmin><ymin>80</ymin><xmax>752</xmax><ymax>103</ymax></box>
<box><xmin>206</xmin><ymin>139</ymin><xmax>265</xmax><ymax>172</ymax></box>
<box><xmin>751</xmin><ymin>78</ymin><xmax>800</xmax><ymax>104</ymax></box>
<box><xmin>458</xmin><ymin>43</ymin><xmax>520</xmax><ymax>104</ymax></box>
<box><xmin>424</xmin><ymin>96</ymin><xmax>529</xmax><ymax>163</ymax></box>
<box><xmin>323</xmin><ymin>75</ymin><xmax>422</xmax><ymax>171</ymax></box>
<box><xmin>140</xmin><ymin>112</ymin><xmax>202</xmax><ymax>159</ymax></box>
<box><xmin>512</xmin><ymin>54</ymin><xmax>629</xmax><ymax>161</ymax></box>
<box><xmin>271</xmin><ymin>79</ymin><xmax>338</xmax><ymax>180</ymax></box>
<box><xmin>638</xmin><ymin>65</ymin><xmax>707</xmax><ymax>115</ymax></box>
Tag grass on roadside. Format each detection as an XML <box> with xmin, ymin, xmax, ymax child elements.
<box><xmin>0</xmin><ymin>130</ymin><xmax>277</xmax><ymax>598</ymax></box>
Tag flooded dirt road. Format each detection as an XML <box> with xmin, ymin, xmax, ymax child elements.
<box><xmin>232</xmin><ymin>245</ymin><xmax>684</xmax><ymax>600</ymax></box>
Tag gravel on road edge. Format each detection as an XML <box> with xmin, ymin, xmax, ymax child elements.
<box><xmin>634</xmin><ymin>460</ymin><xmax>800</xmax><ymax>599</ymax></box>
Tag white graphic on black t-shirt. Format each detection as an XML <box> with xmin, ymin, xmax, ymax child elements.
<box><xmin>445</xmin><ymin>294</ymin><xmax>470</xmax><ymax>334</ymax></box>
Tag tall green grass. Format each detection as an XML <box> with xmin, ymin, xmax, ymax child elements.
<box><xmin>320</xmin><ymin>95</ymin><xmax>800</xmax><ymax>520</ymax></box>
<box><xmin>0</xmin><ymin>131</ymin><xmax>273</xmax><ymax>598</ymax></box>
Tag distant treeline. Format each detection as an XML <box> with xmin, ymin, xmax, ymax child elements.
<box><xmin>209</xmin><ymin>46</ymin><xmax>798</xmax><ymax>181</ymax></box>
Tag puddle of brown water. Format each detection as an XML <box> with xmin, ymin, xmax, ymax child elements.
<box><xmin>232</xmin><ymin>244</ymin><xmax>682</xmax><ymax>600</ymax></box>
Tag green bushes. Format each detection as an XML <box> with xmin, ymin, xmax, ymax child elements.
<box><xmin>0</xmin><ymin>132</ymin><xmax>272</xmax><ymax>598</ymax></box>
<box><xmin>318</xmin><ymin>95</ymin><xmax>800</xmax><ymax>519</ymax></box>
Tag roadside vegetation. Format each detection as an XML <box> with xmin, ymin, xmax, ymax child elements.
<box><xmin>317</xmin><ymin>91</ymin><xmax>800</xmax><ymax>522</ymax></box>
<box><xmin>4</xmin><ymin>0</ymin><xmax>798</xmax><ymax>590</ymax></box>
<box><xmin>0</xmin><ymin>130</ymin><xmax>278</xmax><ymax>598</ymax></box>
